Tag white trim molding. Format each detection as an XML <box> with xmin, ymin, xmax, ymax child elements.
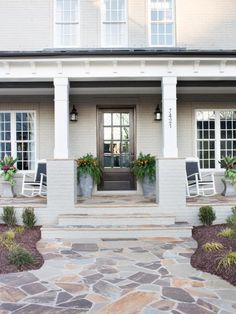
<box><xmin>0</xmin><ymin>57</ymin><xmax>235</xmax><ymax>80</ymax></box>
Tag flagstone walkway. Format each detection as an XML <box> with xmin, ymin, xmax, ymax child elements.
<box><xmin>0</xmin><ymin>237</ymin><xmax>235</xmax><ymax>314</ymax></box>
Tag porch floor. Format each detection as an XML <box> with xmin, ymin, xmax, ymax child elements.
<box><xmin>0</xmin><ymin>196</ymin><xmax>47</xmax><ymax>207</ymax></box>
<box><xmin>0</xmin><ymin>194</ymin><xmax>236</xmax><ymax>208</ymax></box>
<box><xmin>187</xmin><ymin>194</ymin><xmax>236</xmax><ymax>206</ymax></box>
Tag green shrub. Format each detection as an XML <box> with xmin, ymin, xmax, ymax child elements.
<box><xmin>1</xmin><ymin>206</ymin><xmax>17</xmax><ymax>226</ymax></box>
<box><xmin>0</xmin><ymin>230</ymin><xmax>16</xmax><ymax>250</ymax></box>
<box><xmin>202</xmin><ymin>242</ymin><xmax>224</xmax><ymax>252</ymax></box>
<box><xmin>198</xmin><ymin>206</ymin><xmax>216</xmax><ymax>226</ymax></box>
<box><xmin>8</xmin><ymin>245</ymin><xmax>34</xmax><ymax>267</ymax></box>
<box><xmin>4</xmin><ymin>229</ymin><xmax>15</xmax><ymax>241</ymax></box>
<box><xmin>218</xmin><ymin>227</ymin><xmax>235</xmax><ymax>238</ymax></box>
<box><xmin>217</xmin><ymin>251</ymin><xmax>236</xmax><ymax>269</ymax></box>
<box><xmin>0</xmin><ymin>236</ymin><xmax>13</xmax><ymax>250</ymax></box>
<box><xmin>226</xmin><ymin>206</ymin><xmax>236</xmax><ymax>232</ymax></box>
<box><xmin>14</xmin><ymin>226</ymin><xmax>25</xmax><ymax>234</ymax></box>
<box><xmin>22</xmin><ymin>207</ymin><xmax>37</xmax><ymax>228</ymax></box>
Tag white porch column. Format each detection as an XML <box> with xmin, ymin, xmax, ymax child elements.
<box><xmin>162</xmin><ymin>76</ymin><xmax>178</xmax><ymax>157</ymax></box>
<box><xmin>53</xmin><ymin>77</ymin><xmax>70</xmax><ymax>159</ymax></box>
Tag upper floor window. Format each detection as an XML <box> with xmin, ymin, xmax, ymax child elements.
<box><xmin>101</xmin><ymin>0</ymin><xmax>128</xmax><ymax>47</ymax></box>
<box><xmin>55</xmin><ymin>0</ymin><xmax>79</xmax><ymax>47</ymax></box>
<box><xmin>149</xmin><ymin>0</ymin><xmax>175</xmax><ymax>47</ymax></box>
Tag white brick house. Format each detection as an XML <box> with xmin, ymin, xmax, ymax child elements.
<box><xmin>0</xmin><ymin>0</ymin><xmax>236</xmax><ymax>237</ymax></box>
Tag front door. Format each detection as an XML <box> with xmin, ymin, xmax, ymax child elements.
<box><xmin>98</xmin><ymin>108</ymin><xmax>135</xmax><ymax>190</ymax></box>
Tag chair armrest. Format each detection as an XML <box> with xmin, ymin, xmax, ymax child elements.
<box><xmin>22</xmin><ymin>173</ymin><xmax>34</xmax><ymax>181</ymax></box>
<box><xmin>201</xmin><ymin>173</ymin><xmax>215</xmax><ymax>181</ymax></box>
<box><xmin>187</xmin><ymin>173</ymin><xmax>198</xmax><ymax>181</ymax></box>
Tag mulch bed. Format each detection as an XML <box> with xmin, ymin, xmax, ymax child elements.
<box><xmin>0</xmin><ymin>225</ymin><xmax>44</xmax><ymax>274</ymax></box>
<box><xmin>191</xmin><ymin>224</ymin><xmax>236</xmax><ymax>286</ymax></box>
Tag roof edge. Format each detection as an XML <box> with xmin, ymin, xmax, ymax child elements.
<box><xmin>1</xmin><ymin>48</ymin><xmax>236</xmax><ymax>58</ymax></box>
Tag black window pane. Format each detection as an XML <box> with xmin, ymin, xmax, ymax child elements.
<box><xmin>17</xmin><ymin>161</ymin><xmax>22</xmax><ymax>170</ymax></box>
<box><xmin>210</xmin><ymin>160</ymin><xmax>215</xmax><ymax>168</ymax></box>
<box><xmin>113</xmin><ymin>156</ymin><xmax>120</xmax><ymax>167</ymax></box>
<box><xmin>104</xmin><ymin>142</ymin><xmax>111</xmax><ymax>153</ymax></box>
<box><xmin>104</xmin><ymin>156</ymin><xmax>111</xmax><ymax>167</ymax></box>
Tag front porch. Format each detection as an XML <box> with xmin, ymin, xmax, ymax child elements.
<box><xmin>1</xmin><ymin>52</ymin><xmax>236</xmax><ymax>237</ymax></box>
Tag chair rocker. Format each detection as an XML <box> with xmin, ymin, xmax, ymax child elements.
<box><xmin>186</xmin><ymin>157</ymin><xmax>216</xmax><ymax>197</ymax></box>
<box><xmin>21</xmin><ymin>161</ymin><xmax>47</xmax><ymax>197</ymax></box>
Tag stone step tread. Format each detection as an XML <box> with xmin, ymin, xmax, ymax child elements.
<box><xmin>75</xmin><ymin>204</ymin><xmax>158</xmax><ymax>208</ymax></box>
<box><xmin>42</xmin><ymin>223</ymin><xmax>191</xmax><ymax>231</ymax></box>
<box><xmin>59</xmin><ymin>213</ymin><xmax>175</xmax><ymax>218</ymax></box>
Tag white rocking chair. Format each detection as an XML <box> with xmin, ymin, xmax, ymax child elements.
<box><xmin>21</xmin><ymin>161</ymin><xmax>47</xmax><ymax>197</ymax></box>
<box><xmin>186</xmin><ymin>157</ymin><xmax>216</xmax><ymax>197</ymax></box>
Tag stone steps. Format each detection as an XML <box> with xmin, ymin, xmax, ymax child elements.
<box><xmin>41</xmin><ymin>223</ymin><xmax>192</xmax><ymax>239</ymax></box>
<box><xmin>58</xmin><ymin>213</ymin><xmax>176</xmax><ymax>227</ymax></box>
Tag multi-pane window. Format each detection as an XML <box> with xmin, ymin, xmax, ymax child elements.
<box><xmin>220</xmin><ymin>111</ymin><xmax>236</xmax><ymax>160</ymax></box>
<box><xmin>196</xmin><ymin>111</ymin><xmax>216</xmax><ymax>169</ymax></box>
<box><xmin>55</xmin><ymin>0</ymin><xmax>79</xmax><ymax>47</ymax></box>
<box><xmin>196</xmin><ymin>110</ymin><xmax>236</xmax><ymax>170</ymax></box>
<box><xmin>0</xmin><ymin>112</ymin><xmax>35</xmax><ymax>171</ymax></box>
<box><xmin>0</xmin><ymin>113</ymin><xmax>11</xmax><ymax>159</ymax></box>
<box><xmin>102</xmin><ymin>0</ymin><xmax>127</xmax><ymax>47</ymax></box>
<box><xmin>149</xmin><ymin>0</ymin><xmax>175</xmax><ymax>46</ymax></box>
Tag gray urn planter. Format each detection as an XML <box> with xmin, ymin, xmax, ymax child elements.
<box><xmin>79</xmin><ymin>173</ymin><xmax>94</xmax><ymax>198</ymax></box>
<box><xmin>221</xmin><ymin>178</ymin><xmax>236</xmax><ymax>196</ymax></box>
<box><xmin>141</xmin><ymin>176</ymin><xmax>156</xmax><ymax>197</ymax></box>
<box><xmin>1</xmin><ymin>181</ymin><xmax>15</xmax><ymax>198</ymax></box>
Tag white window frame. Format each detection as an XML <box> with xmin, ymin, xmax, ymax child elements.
<box><xmin>101</xmin><ymin>0</ymin><xmax>128</xmax><ymax>48</ymax></box>
<box><xmin>0</xmin><ymin>111</ymin><xmax>37</xmax><ymax>172</ymax></box>
<box><xmin>148</xmin><ymin>0</ymin><xmax>176</xmax><ymax>47</ymax></box>
<box><xmin>54</xmin><ymin>0</ymin><xmax>80</xmax><ymax>48</ymax></box>
<box><xmin>195</xmin><ymin>109</ymin><xmax>236</xmax><ymax>171</ymax></box>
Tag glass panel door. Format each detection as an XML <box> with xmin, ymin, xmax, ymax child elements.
<box><xmin>98</xmin><ymin>108</ymin><xmax>135</xmax><ymax>190</ymax></box>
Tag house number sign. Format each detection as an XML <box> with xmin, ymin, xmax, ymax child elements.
<box><xmin>168</xmin><ymin>108</ymin><xmax>172</xmax><ymax>128</ymax></box>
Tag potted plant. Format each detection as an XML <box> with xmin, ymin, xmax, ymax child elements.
<box><xmin>76</xmin><ymin>153</ymin><xmax>102</xmax><ymax>198</ymax></box>
<box><xmin>0</xmin><ymin>156</ymin><xmax>18</xmax><ymax>198</ymax></box>
<box><xmin>131</xmin><ymin>153</ymin><xmax>156</xmax><ymax>197</ymax></box>
<box><xmin>219</xmin><ymin>156</ymin><xmax>236</xmax><ymax>196</ymax></box>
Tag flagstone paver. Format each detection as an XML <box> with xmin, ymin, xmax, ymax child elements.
<box><xmin>0</xmin><ymin>237</ymin><xmax>235</xmax><ymax>313</ymax></box>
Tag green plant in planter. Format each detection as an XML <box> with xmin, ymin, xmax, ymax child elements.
<box><xmin>219</xmin><ymin>156</ymin><xmax>236</xmax><ymax>184</ymax></box>
<box><xmin>131</xmin><ymin>153</ymin><xmax>156</xmax><ymax>182</ymax></box>
<box><xmin>76</xmin><ymin>154</ymin><xmax>102</xmax><ymax>184</ymax></box>
<box><xmin>0</xmin><ymin>155</ymin><xmax>17</xmax><ymax>186</ymax></box>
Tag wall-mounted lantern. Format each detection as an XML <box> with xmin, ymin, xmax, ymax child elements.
<box><xmin>70</xmin><ymin>105</ymin><xmax>78</xmax><ymax>122</ymax></box>
<box><xmin>154</xmin><ymin>104</ymin><xmax>162</xmax><ymax>121</ymax></box>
